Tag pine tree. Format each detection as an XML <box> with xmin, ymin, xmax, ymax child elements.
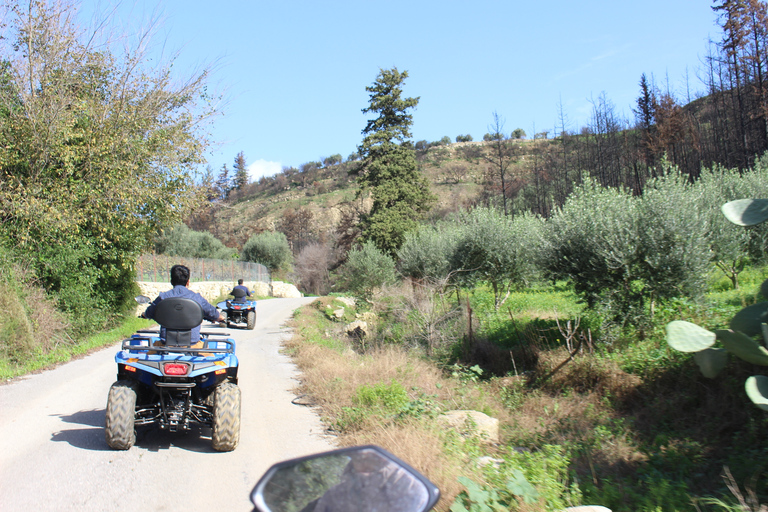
<box><xmin>234</xmin><ymin>151</ymin><xmax>249</xmax><ymax>190</ymax></box>
<box><xmin>352</xmin><ymin>67</ymin><xmax>435</xmax><ymax>257</ymax></box>
<box><xmin>217</xmin><ymin>163</ymin><xmax>231</xmax><ymax>199</ymax></box>
<box><xmin>633</xmin><ymin>73</ymin><xmax>657</xmax><ymax>168</ymax></box>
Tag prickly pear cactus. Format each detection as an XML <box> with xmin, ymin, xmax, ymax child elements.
<box><xmin>746</xmin><ymin>375</ymin><xmax>768</xmax><ymax>411</ymax></box>
<box><xmin>693</xmin><ymin>349</ymin><xmax>728</xmax><ymax>379</ymax></box>
<box><xmin>666</xmin><ymin>199</ymin><xmax>768</xmax><ymax>410</ymax></box>
<box><xmin>715</xmin><ymin>329</ymin><xmax>768</xmax><ymax>365</ymax></box>
<box><xmin>722</xmin><ymin>198</ymin><xmax>768</xmax><ymax>226</ymax></box>
<box><xmin>666</xmin><ymin>320</ymin><xmax>716</xmax><ymax>352</ymax></box>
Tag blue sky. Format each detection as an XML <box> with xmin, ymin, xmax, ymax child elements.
<box><xmin>85</xmin><ymin>0</ymin><xmax>719</xmax><ymax>181</ymax></box>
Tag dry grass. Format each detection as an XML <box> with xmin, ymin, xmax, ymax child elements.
<box><xmin>0</xmin><ymin>266</ymin><xmax>69</xmax><ymax>364</ymax></box>
<box><xmin>342</xmin><ymin>421</ymin><xmax>469</xmax><ymax>511</ymax></box>
<box><xmin>284</xmin><ymin>303</ymin><xmax>517</xmax><ymax>510</ymax></box>
<box><xmin>285</xmin><ymin>339</ymin><xmax>476</xmax><ymax>508</ymax></box>
<box><xmin>496</xmin><ymin>347</ymin><xmax>649</xmax><ymax>484</ymax></box>
<box><xmin>283</xmin><ymin>299</ymin><xmax>672</xmax><ymax>510</ymax></box>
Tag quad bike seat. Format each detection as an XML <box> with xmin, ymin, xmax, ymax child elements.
<box><xmin>231</xmin><ymin>288</ymin><xmax>248</xmax><ymax>303</ymax></box>
<box><xmin>154</xmin><ymin>297</ymin><xmax>204</xmax><ymax>347</ymax></box>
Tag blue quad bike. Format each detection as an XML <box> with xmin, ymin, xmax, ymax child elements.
<box><xmin>217</xmin><ymin>287</ymin><xmax>257</xmax><ymax>330</ymax></box>
<box><xmin>105</xmin><ymin>296</ymin><xmax>241</xmax><ymax>452</ymax></box>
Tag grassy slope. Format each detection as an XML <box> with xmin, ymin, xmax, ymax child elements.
<box><xmin>0</xmin><ymin>316</ymin><xmax>154</xmax><ymax>381</ymax></box>
<box><xmin>209</xmin><ymin>141</ymin><xmax>502</xmax><ymax>246</ymax></box>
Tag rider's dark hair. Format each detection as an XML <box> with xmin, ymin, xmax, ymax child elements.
<box><xmin>170</xmin><ymin>265</ymin><xmax>190</xmax><ymax>287</ymax></box>
<box><xmin>238</xmin><ymin>279</ymin><xmax>244</xmax><ymax>285</ymax></box>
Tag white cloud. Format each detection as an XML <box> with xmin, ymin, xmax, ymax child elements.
<box><xmin>248</xmin><ymin>159</ymin><xmax>282</xmax><ymax>181</ymax></box>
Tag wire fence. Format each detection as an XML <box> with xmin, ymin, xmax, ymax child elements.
<box><xmin>136</xmin><ymin>254</ymin><xmax>270</xmax><ymax>283</ymax></box>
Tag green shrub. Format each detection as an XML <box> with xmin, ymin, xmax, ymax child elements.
<box><xmin>353</xmin><ymin>380</ymin><xmax>409</xmax><ymax>412</ymax></box>
<box><xmin>450</xmin><ymin>207</ymin><xmax>544</xmax><ymax>310</ymax></box>
<box><xmin>335</xmin><ymin>241</ymin><xmax>396</xmax><ymax>299</ymax></box>
<box><xmin>397</xmin><ymin>221</ymin><xmax>464</xmax><ymax>284</ymax></box>
<box><xmin>242</xmin><ymin>231</ymin><xmax>293</xmax><ymax>274</ymax></box>
<box><xmin>155</xmin><ymin>223</ymin><xmax>233</xmax><ymax>259</ymax></box>
<box><xmin>452</xmin><ymin>445</ymin><xmax>582</xmax><ymax>511</ymax></box>
<box><xmin>333</xmin><ymin>380</ymin><xmax>410</xmax><ymax>432</ymax></box>
<box><xmin>543</xmin><ymin>174</ymin><xmax>710</xmax><ymax>323</ymax></box>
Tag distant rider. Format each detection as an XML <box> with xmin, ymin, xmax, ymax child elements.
<box><xmin>229</xmin><ymin>279</ymin><xmax>252</xmax><ymax>303</ymax></box>
<box><xmin>143</xmin><ymin>264</ymin><xmax>225</xmax><ymax>347</ymax></box>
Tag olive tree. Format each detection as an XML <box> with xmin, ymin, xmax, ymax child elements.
<box><xmin>336</xmin><ymin>241</ymin><xmax>396</xmax><ymax>300</ymax></box>
<box><xmin>637</xmin><ymin>173</ymin><xmax>711</xmax><ymax>311</ymax></box>
<box><xmin>543</xmin><ymin>180</ymin><xmax>640</xmax><ymax>312</ymax></box>
<box><xmin>450</xmin><ymin>207</ymin><xmax>543</xmax><ymax>310</ymax></box>
<box><xmin>697</xmin><ymin>166</ymin><xmax>757</xmax><ymax>289</ymax></box>
<box><xmin>154</xmin><ymin>224</ymin><xmax>235</xmax><ymax>260</ymax></box>
<box><xmin>242</xmin><ymin>231</ymin><xmax>293</xmax><ymax>275</ymax></box>
<box><xmin>543</xmin><ymin>175</ymin><xmax>710</xmax><ymax>320</ymax></box>
<box><xmin>667</xmin><ymin>169</ymin><xmax>768</xmax><ymax>411</ymax></box>
<box><xmin>697</xmin><ymin>157</ymin><xmax>768</xmax><ymax>277</ymax></box>
<box><xmin>397</xmin><ymin>221</ymin><xmax>465</xmax><ymax>285</ymax></box>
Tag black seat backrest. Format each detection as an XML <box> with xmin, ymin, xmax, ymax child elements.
<box><xmin>154</xmin><ymin>298</ymin><xmax>204</xmax><ymax>346</ymax></box>
<box><xmin>232</xmin><ymin>287</ymin><xmax>247</xmax><ymax>302</ymax></box>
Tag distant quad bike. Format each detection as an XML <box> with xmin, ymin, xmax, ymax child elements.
<box><xmin>217</xmin><ymin>287</ymin><xmax>257</xmax><ymax>330</ymax></box>
<box><xmin>105</xmin><ymin>296</ymin><xmax>241</xmax><ymax>452</ymax></box>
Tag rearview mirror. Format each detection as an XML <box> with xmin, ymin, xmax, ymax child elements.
<box><xmin>250</xmin><ymin>445</ymin><xmax>440</xmax><ymax>512</ymax></box>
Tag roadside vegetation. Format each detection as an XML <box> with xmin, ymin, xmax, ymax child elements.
<box><xmin>285</xmin><ymin>270</ymin><xmax>768</xmax><ymax>512</ymax></box>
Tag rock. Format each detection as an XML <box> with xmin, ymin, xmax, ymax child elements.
<box><xmin>476</xmin><ymin>456</ymin><xmax>504</xmax><ymax>467</ymax></box>
<box><xmin>356</xmin><ymin>311</ymin><xmax>377</xmax><ymax>323</ymax></box>
<box><xmin>562</xmin><ymin>507</ymin><xmax>611</xmax><ymax>512</ymax></box>
<box><xmin>345</xmin><ymin>320</ymin><xmax>368</xmax><ymax>339</ymax></box>
<box><xmin>437</xmin><ymin>410</ymin><xmax>499</xmax><ymax>444</ymax></box>
<box><xmin>336</xmin><ymin>296</ymin><xmax>356</xmax><ymax>307</ymax></box>
<box><xmin>271</xmin><ymin>281</ymin><xmax>303</xmax><ymax>298</ymax></box>
<box><xmin>333</xmin><ymin>307</ymin><xmax>345</xmax><ymax>319</ymax></box>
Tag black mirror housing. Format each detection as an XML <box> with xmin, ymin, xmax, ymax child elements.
<box><xmin>250</xmin><ymin>445</ymin><xmax>440</xmax><ymax>512</ymax></box>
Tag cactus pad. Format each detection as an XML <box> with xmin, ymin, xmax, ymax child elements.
<box><xmin>666</xmin><ymin>320</ymin><xmax>716</xmax><ymax>352</ymax></box>
<box><xmin>745</xmin><ymin>375</ymin><xmax>768</xmax><ymax>411</ymax></box>
<box><xmin>761</xmin><ymin>279</ymin><xmax>768</xmax><ymax>300</ymax></box>
<box><xmin>729</xmin><ymin>302</ymin><xmax>768</xmax><ymax>337</ymax></box>
<box><xmin>716</xmin><ymin>329</ymin><xmax>768</xmax><ymax>365</ymax></box>
<box><xmin>693</xmin><ymin>348</ymin><xmax>728</xmax><ymax>378</ymax></box>
<box><xmin>722</xmin><ymin>199</ymin><xmax>768</xmax><ymax>226</ymax></box>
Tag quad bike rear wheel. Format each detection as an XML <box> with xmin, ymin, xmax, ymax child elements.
<box><xmin>212</xmin><ymin>381</ymin><xmax>241</xmax><ymax>451</ymax></box>
<box><xmin>246</xmin><ymin>310</ymin><xmax>256</xmax><ymax>330</ymax></box>
<box><xmin>105</xmin><ymin>380</ymin><xmax>138</xmax><ymax>450</ymax></box>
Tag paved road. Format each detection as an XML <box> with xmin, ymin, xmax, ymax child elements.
<box><xmin>0</xmin><ymin>297</ymin><xmax>334</xmax><ymax>511</ymax></box>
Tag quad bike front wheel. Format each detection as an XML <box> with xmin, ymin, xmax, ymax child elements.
<box><xmin>212</xmin><ymin>381</ymin><xmax>241</xmax><ymax>451</ymax></box>
<box><xmin>246</xmin><ymin>310</ymin><xmax>256</xmax><ymax>330</ymax></box>
<box><xmin>105</xmin><ymin>380</ymin><xmax>138</xmax><ymax>450</ymax></box>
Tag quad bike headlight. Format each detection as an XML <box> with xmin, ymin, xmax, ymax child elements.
<box><xmin>163</xmin><ymin>362</ymin><xmax>190</xmax><ymax>376</ymax></box>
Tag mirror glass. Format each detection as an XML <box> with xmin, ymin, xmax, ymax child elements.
<box><xmin>255</xmin><ymin>447</ymin><xmax>432</xmax><ymax>512</ymax></box>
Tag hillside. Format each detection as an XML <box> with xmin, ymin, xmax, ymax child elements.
<box><xmin>196</xmin><ymin>139</ymin><xmax>532</xmax><ymax>249</ymax></box>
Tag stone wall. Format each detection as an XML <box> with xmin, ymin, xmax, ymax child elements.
<box><xmin>135</xmin><ymin>280</ymin><xmax>302</xmax><ymax>314</ymax></box>
<box><xmin>136</xmin><ymin>280</ymin><xmax>271</xmax><ymax>303</ymax></box>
